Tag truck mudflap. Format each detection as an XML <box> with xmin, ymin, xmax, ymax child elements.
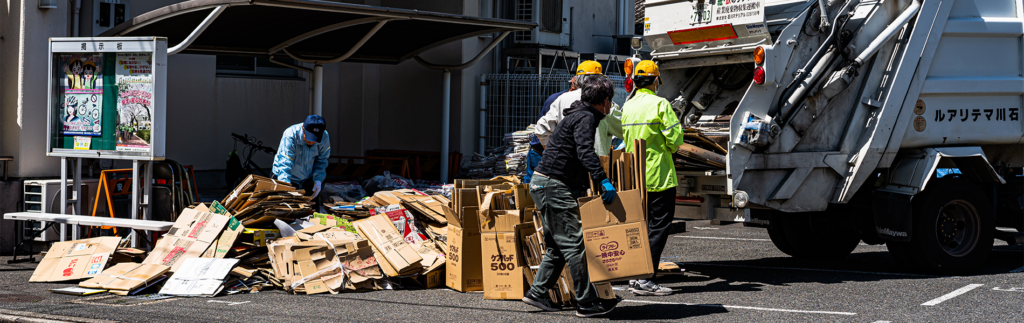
<box><xmin>871</xmin><ymin>190</ymin><xmax>913</xmax><ymax>242</ymax></box>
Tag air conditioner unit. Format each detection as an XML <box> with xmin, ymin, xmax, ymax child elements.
<box><xmin>512</xmin><ymin>0</ymin><xmax>570</xmax><ymax>47</ymax></box>
<box><xmin>92</xmin><ymin>0</ymin><xmax>131</xmax><ymax>37</ymax></box>
<box><xmin>23</xmin><ymin>179</ymin><xmax>98</xmax><ymax>242</ymax></box>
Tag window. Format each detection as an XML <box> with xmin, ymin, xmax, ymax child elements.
<box><xmin>215</xmin><ymin>56</ymin><xmax>301</xmax><ymax>79</ymax></box>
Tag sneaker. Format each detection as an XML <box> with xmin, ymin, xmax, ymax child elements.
<box><xmin>575</xmin><ymin>297</ymin><xmax>620</xmax><ymax>318</ymax></box>
<box><xmin>628</xmin><ymin>280</ymin><xmax>674</xmax><ymax>296</ymax></box>
<box><xmin>522</xmin><ymin>290</ymin><xmax>560</xmax><ymax>312</ymax></box>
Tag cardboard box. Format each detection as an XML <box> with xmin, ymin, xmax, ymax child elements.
<box><xmin>579</xmin><ymin>190</ymin><xmax>653</xmax><ymax>283</ymax></box>
<box><xmin>353</xmin><ymin>215</ymin><xmax>423</xmax><ymax>277</ymax></box>
<box><xmin>478</xmin><ymin>209</ymin><xmax>529</xmax><ymax>300</ymax></box>
<box><xmin>79</xmin><ymin>263</ymin><xmax>169</xmax><ymax>294</ymax></box>
<box><xmin>30</xmin><ymin>236</ymin><xmax>121</xmax><ymax>282</ymax></box>
<box><xmin>143</xmin><ymin>208</ymin><xmax>231</xmax><ymax>272</ymax></box>
<box><xmin>445</xmin><ymin>205</ymin><xmax>483</xmax><ymax>292</ymax></box>
<box><xmin>477</xmin><ymin>183</ymin><xmax>534</xmax><ymax>215</ymax></box>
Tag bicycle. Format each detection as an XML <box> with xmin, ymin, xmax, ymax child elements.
<box><xmin>226</xmin><ymin>133</ymin><xmax>277</xmax><ymax>187</ymax></box>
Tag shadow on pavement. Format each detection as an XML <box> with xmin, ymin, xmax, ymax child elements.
<box><xmin>606</xmin><ymin>302</ymin><xmax>728</xmax><ymax>320</ymax></box>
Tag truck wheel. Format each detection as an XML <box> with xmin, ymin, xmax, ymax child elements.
<box><xmin>767</xmin><ymin>213</ymin><xmax>799</xmax><ymax>257</ymax></box>
<box><xmin>780</xmin><ymin>211</ymin><xmax>861</xmax><ymax>260</ymax></box>
<box><xmin>886</xmin><ymin>179</ymin><xmax>994</xmax><ymax>275</ymax></box>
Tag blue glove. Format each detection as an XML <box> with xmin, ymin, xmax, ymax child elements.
<box><xmin>600</xmin><ymin>179</ymin><xmax>617</xmax><ymax>205</ymax></box>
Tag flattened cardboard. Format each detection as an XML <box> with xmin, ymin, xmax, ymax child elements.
<box><xmin>353</xmin><ymin>215</ymin><xmax>423</xmax><ymax>277</ymax></box>
<box><xmin>160</xmin><ymin>258</ymin><xmax>240</xmax><ymax>297</ymax></box>
<box><xmin>578</xmin><ymin>190</ymin><xmax>653</xmax><ymax>283</ymax></box>
<box><xmin>143</xmin><ymin>208</ymin><xmax>230</xmax><ymax>272</ymax></box>
<box><xmin>79</xmin><ymin>263</ymin><xmax>169</xmax><ymax>292</ymax></box>
<box><xmin>30</xmin><ymin>236</ymin><xmax>121</xmax><ymax>282</ymax></box>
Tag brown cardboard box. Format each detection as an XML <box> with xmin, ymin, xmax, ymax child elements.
<box><xmin>479</xmin><ymin>209</ymin><xmax>529</xmax><ymax>300</ymax></box>
<box><xmin>79</xmin><ymin>263</ymin><xmax>169</xmax><ymax>294</ymax></box>
<box><xmin>30</xmin><ymin>237</ymin><xmax>121</xmax><ymax>282</ymax></box>
<box><xmin>579</xmin><ymin>190</ymin><xmax>653</xmax><ymax>283</ymax></box>
<box><xmin>445</xmin><ymin>205</ymin><xmax>482</xmax><ymax>292</ymax></box>
<box><xmin>143</xmin><ymin>208</ymin><xmax>231</xmax><ymax>272</ymax></box>
<box><xmin>353</xmin><ymin>215</ymin><xmax>423</xmax><ymax>277</ymax></box>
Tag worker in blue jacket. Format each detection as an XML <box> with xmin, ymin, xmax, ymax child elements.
<box><xmin>272</xmin><ymin>115</ymin><xmax>331</xmax><ymax>203</ymax></box>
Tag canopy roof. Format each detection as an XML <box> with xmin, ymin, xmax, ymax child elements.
<box><xmin>101</xmin><ymin>0</ymin><xmax>534</xmax><ymax>64</ymax></box>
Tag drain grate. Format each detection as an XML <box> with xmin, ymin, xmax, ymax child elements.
<box><xmin>72</xmin><ymin>294</ymin><xmax>177</xmax><ymax>307</ymax></box>
<box><xmin>0</xmin><ymin>294</ymin><xmax>45</xmax><ymax>303</ymax></box>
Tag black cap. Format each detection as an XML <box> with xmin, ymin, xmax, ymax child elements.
<box><xmin>303</xmin><ymin>115</ymin><xmax>326</xmax><ymax>143</ymax></box>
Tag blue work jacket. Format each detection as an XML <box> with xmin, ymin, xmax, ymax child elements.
<box><xmin>272</xmin><ymin>123</ymin><xmax>331</xmax><ymax>185</ymax></box>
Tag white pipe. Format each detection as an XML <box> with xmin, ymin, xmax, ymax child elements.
<box><xmin>313</xmin><ymin>64</ymin><xmax>323</xmax><ymax>116</ymax></box>
<box><xmin>441</xmin><ymin>70</ymin><xmax>451</xmax><ymax>183</ymax></box>
<box><xmin>853</xmin><ymin>0</ymin><xmax>922</xmax><ymax>66</ymax></box>
<box><xmin>285</xmin><ymin>20</ymin><xmax>389</xmax><ymax>64</ymax></box>
<box><xmin>167</xmin><ymin>5</ymin><xmax>227</xmax><ymax>55</ymax></box>
<box><xmin>817</xmin><ymin>0</ymin><xmax>831</xmax><ymax>31</ymax></box>
<box><xmin>414</xmin><ymin>31</ymin><xmax>511</xmax><ymax>70</ymax></box>
<box><xmin>479</xmin><ymin>76</ymin><xmax>487</xmax><ymax>154</ymax></box>
<box><xmin>72</xmin><ymin>0</ymin><xmax>82</xmax><ymax>37</ymax></box>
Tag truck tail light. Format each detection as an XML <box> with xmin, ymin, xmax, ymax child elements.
<box><xmin>753</xmin><ymin>46</ymin><xmax>765</xmax><ymax>65</ymax></box>
<box><xmin>753</xmin><ymin>66</ymin><xmax>765</xmax><ymax>85</ymax></box>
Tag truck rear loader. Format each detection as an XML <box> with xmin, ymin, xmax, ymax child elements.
<box><xmin>640</xmin><ymin>0</ymin><xmax>1023</xmax><ymax>274</ymax></box>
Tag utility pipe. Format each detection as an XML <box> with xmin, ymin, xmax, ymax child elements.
<box><xmin>72</xmin><ymin>0</ymin><xmax>82</xmax><ymax>37</ymax></box>
<box><xmin>168</xmin><ymin>5</ymin><xmax>226</xmax><ymax>55</ymax></box>
<box><xmin>441</xmin><ymin>70</ymin><xmax>451</xmax><ymax>183</ymax></box>
<box><xmin>413</xmin><ymin>31</ymin><xmax>511</xmax><ymax>182</ymax></box>
<box><xmin>852</xmin><ymin>0</ymin><xmax>922</xmax><ymax>66</ymax></box>
<box><xmin>313</xmin><ymin>64</ymin><xmax>324</xmax><ymax>116</ymax></box>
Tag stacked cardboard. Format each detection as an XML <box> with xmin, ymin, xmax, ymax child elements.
<box><xmin>445</xmin><ymin>176</ymin><xmax>522</xmax><ymax>293</ymax></box>
<box><xmin>30</xmin><ymin>237</ymin><xmax>123</xmax><ymax>282</ymax></box>
<box><xmin>142</xmin><ymin>208</ymin><xmax>231</xmax><ymax>272</ymax></box>
<box><xmin>476</xmin><ymin>179</ymin><xmax>536</xmax><ymax>300</ymax></box>
<box><xmin>220</xmin><ymin>175</ymin><xmax>314</xmax><ymax>227</ymax></box>
<box><xmin>79</xmin><ymin>263</ymin><xmax>170</xmax><ymax>295</ymax></box>
<box><xmin>267</xmin><ymin>227</ymin><xmax>384</xmax><ymax>294</ymax></box>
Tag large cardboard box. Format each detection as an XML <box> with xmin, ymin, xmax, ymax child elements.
<box><xmin>445</xmin><ymin>205</ymin><xmax>482</xmax><ymax>292</ymax></box>
<box><xmin>479</xmin><ymin>209</ymin><xmax>530</xmax><ymax>300</ymax></box>
<box><xmin>579</xmin><ymin>190</ymin><xmax>653</xmax><ymax>283</ymax></box>
<box><xmin>143</xmin><ymin>208</ymin><xmax>231</xmax><ymax>272</ymax></box>
<box><xmin>353</xmin><ymin>215</ymin><xmax>423</xmax><ymax>277</ymax></box>
<box><xmin>30</xmin><ymin>237</ymin><xmax>121</xmax><ymax>282</ymax></box>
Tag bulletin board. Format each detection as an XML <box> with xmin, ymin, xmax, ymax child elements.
<box><xmin>47</xmin><ymin>37</ymin><xmax>167</xmax><ymax>160</ymax></box>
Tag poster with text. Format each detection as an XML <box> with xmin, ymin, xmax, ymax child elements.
<box><xmin>60</xmin><ymin>54</ymin><xmax>103</xmax><ymax>136</ymax></box>
<box><xmin>115</xmin><ymin>53</ymin><xmax>154</xmax><ymax>152</ymax></box>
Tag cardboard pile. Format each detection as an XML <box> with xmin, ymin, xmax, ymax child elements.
<box><xmin>142</xmin><ymin>208</ymin><xmax>231</xmax><ymax>272</ymax></box>
<box><xmin>267</xmin><ymin>227</ymin><xmax>384</xmax><ymax>294</ymax></box>
<box><xmin>220</xmin><ymin>175</ymin><xmax>314</xmax><ymax>227</ymax></box>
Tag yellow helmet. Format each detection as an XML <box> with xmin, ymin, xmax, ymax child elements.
<box><xmin>576</xmin><ymin>60</ymin><xmax>603</xmax><ymax>75</ymax></box>
<box><xmin>634</xmin><ymin>60</ymin><xmax>659</xmax><ymax>77</ymax></box>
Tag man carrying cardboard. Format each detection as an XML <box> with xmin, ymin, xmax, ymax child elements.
<box><xmin>272</xmin><ymin>115</ymin><xmax>331</xmax><ymax>207</ymax></box>
<box><xmin>620</xmin><ymin>61</ymin><xmax>686</xmax><ymax>296</ymax></box>
<box><xmin>522</xmin><ymin>76</ymin><xmax>621</xmax><ymax>318</ymax></box>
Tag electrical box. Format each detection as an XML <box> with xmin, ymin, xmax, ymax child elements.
<box><xmin>92</xmin><ymin>0</ymin><xmax>131</xmax><ymax>37</ymax></box>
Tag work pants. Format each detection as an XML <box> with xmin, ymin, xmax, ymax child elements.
<box><xmin>647</xmin><ymin>188</ymin><xmax>676</xmax><ymax>280</ymax></box>
<box><xmin>528</xmin><ymin>175</ymin><xmax>598</xmax><ymax>305</ymax></box>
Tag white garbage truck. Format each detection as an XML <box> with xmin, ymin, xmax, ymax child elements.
<box><xmin>641</xmin><ymin>0</ymin><xmax>1023</xmax><ymax>274</ymax></box>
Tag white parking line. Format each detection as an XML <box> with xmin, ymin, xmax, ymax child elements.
<box><xmin>921</xmin><ymin>284</ymin><xmax>984</xmax><ymax>306</ymax></box>
<box><xmin>687</xmin><ymin>263</ymin><xmax>936</xmax><ymax>277</ymax></box>
<box><xmin>622</xmin><ymin>299</ymin><xmax>856</xmax><ymax>316</ymax></box>
<box><xmin>675</xmin><ymin>236</ymin><xmax>771</xmax><ymax>242</ymax></box>
<box><xmin>207</xmin><ymin>300</ymin><xmax>251</xmax><ymax>306</ymax></box>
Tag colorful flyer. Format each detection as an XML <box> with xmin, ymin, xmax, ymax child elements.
<box><xmin>59</xmin><ymin>54</ymin><xmax>103</xmax><ymax>136</ymax></box>
<box><xmin>115</xmin><ymin>53</ymin><xmax>154</xmax><ymax>152</ymax></box>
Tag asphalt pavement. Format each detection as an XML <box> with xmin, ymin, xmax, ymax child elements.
<box><xmin>0</xmin><ymin>220</ymin><xmax>1020</xmax><ymax>322</ymax></box>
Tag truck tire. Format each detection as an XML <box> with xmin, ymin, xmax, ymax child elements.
<box><xmin>885</xmin><ymin>178</ymin><xmax>994</xmax><ymax>275</ymax></box>
<box><xmin>767</xmin><ymin>213</ymin><xmax>799</xmax><ymax>257</ymax></box>
<box><xmin>770</xmin><ymin>210</ymin><xmax>861</xmax><ymax>260</ymax></box>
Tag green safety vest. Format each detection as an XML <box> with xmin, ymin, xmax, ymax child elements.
<box><xmin>621</xmin><ymin>88</ymin><xmax>686</xmax><ymax>192</ymax></box>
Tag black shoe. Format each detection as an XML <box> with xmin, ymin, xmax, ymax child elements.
<box><xmin>575</xmin><ymin>297</ymin><xmax>620</xmax><ymax>318</ymax></box>
<box><xmin>522</xmin><ymin>290</ymin><xmax>560</xmax><ymax>312</ymax></box>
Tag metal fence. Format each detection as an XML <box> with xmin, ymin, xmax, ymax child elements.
<box><xmin>482</xmin><ymin>73</ymin><xmax>626</xmax><ymax>152</ymax></box>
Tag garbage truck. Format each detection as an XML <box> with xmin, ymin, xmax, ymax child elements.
<box><xmin>639</xmin><ymin>0</ymin><xmax>1023</xmax><ymax>274</ymax></box>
